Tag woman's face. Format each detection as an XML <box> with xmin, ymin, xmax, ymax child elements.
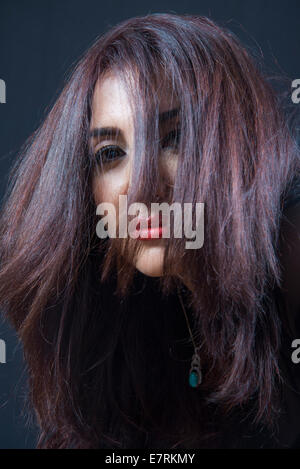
<box><xmin>90</xmin><ymin>72</ymin><xmax>180</xmax><ymax>277</ymax></box>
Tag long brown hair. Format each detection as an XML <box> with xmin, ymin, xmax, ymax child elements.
<box><xmin>0</xmin><ymin>13</ymin><xmax>299</xmax><ymax>448</ymax></box>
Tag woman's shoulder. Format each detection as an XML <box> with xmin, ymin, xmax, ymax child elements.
<box><xmin>280</xmin><ymin>177</ymin><xmax>300</xmax><ymax>309</ymax></box>
<box><xmin>282</xmin><ymin>175</ymin><xmax>300</xmax><ymax>214</ymax></box>
<box><xmin>279</xmin><ymin>177</ymin><xmax>300</xmax><ymax>345</ymax></box>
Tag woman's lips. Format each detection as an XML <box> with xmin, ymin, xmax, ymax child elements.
<box><xmin>132</xmin><ymin>213</ymin><xmax>165</xmax><ymax>240</ymax></box>
<box><xmin>137</xmin><ymin>225</ymin><xmax>164</xmax><ymax>240</ymax></box>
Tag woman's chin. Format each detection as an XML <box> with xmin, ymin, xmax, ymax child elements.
<box><xmin>134</xmin><ymin>243</ymin><xmax>165</xmax><ymax>277</ymax></box>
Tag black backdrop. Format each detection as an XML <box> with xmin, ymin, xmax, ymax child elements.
<box><xmin>0</xmin><ymin>0</ymin><xmax>299</xmax><ymax>449</ymax></box>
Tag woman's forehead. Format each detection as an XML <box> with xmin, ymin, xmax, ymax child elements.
<box><xmin>90</xmin><ymin>71</ymin><xmax>179</xmax><ymax>131</ymax></box>
<box><xmin>91</xmin><ymin>73</ymin><xmax>133</xmax><ymax>130</ymax></box>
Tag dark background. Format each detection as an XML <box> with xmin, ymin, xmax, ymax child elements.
<box><xmin>0</xmin><ymin>0</ymin><xmax>299</xmax><ymax>449</ymax></box>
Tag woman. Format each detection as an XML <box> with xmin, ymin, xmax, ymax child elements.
<box><xmin>0</xmin><ymin>13</ymin><xmax>299</xmax><ymax>449</ymax></box>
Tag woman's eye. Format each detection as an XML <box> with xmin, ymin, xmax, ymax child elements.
<box><xmin>94</xmin><ymin>145</ymin><xmax>126</xmax><ymax>164</ymax></box>
<box><xmin>161</xmin><ymin>128</ymin><xmax>181</xmax><ymax>150</ymax></box>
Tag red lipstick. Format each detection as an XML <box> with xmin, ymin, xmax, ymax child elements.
<box><xmin>135</xmin><ymin>213</ymin><xmax>164</xmax><ymax>240</ymax></box>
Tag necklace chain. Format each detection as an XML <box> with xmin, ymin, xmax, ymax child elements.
<box><xmin>177</xmin><ymin>285</ymin><xmax>197</xmax><ymax>351</ymax></box>
<box><xmin>177</xmin><ymin>284</ymin><xmax>203</xmax><ymax>388</ymax></box>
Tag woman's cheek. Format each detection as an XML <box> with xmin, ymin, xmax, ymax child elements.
<box><xmin>92</xmin><ymin>166</ymin><xmax>130</xmax><ymax>234</ymax></box>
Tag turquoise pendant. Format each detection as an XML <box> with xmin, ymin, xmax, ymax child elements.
<box><xmin>189</xmin><ymin>371</ymin><xmax>199</xmax><ymax>388</ymax></box>
<box><xmin>189</xmin><ymin>348</ymin><xmax>202</xmax><ymax>388</ymax></box>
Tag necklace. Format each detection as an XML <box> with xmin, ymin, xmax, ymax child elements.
<box><xmin>177</xmin><ymin>286</ymin><xmax>202</xmax><ymax>388</ymax></box>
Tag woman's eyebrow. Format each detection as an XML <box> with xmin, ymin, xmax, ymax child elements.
<box><xmin>90</xmin><ymin>127</ymin><xmax>123</xmax><ymax>139</ymax></box>
<box><xmin>90</xmin><ymin>108</ymin><xmax>179</xmax><ymax>139</ymax></box>
<box><xmin>159</xmin><ymin>107</ymin><xmax>179</xmax><ymax>123</ymax></box>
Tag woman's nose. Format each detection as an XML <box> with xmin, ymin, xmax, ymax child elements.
<box><xmin>159</xmin><ymin>153</ymin><xmax>177</xmax><ymax>189</ymax></box>
<box><xmin>126</xmin><ymin>151</ymin><xmax>177</xmax><ymax>201</ymax></box>
<box><xmin>155</xmin><ymin>160</ymin><xmax>176</xmax><ymax>202</ymax></box>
